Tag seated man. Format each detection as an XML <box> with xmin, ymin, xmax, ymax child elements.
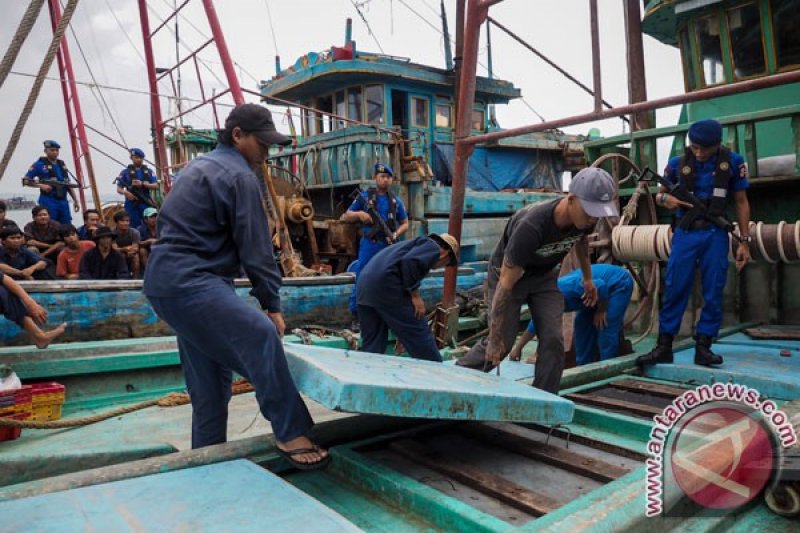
<box><xmin>112</xmin><ymin>211</ymin><xmax>141</xmax><ymax>278</ymax></box>
<box><xmin>137</xmin><ymin>207</ymin><xmax>159</xmax><ymax>269</ymax></box>
<box><xmin>24</xmin><ymin>205</ymin><xmax>63</xmax><ymax>262</ymax></box>
<box><xmin>56</xmin><ymin>225</ymin><xmax>95</xmax><ymax>280</ymax></box>
<box><xmin>1</xmin><ymin>271</ymin><xmax>66</xmax><ymax>348</ymax></box>
<box><xmin>79</xmin><ymin>227</ymin><xmax>129</xmax><ymax>280</ymax></box>
<box><xmin>0</xmin><ymin>200</ymin><xmax>18</xmax><ymax>230</ymax></box>
<box><xmin>508</xmin><ymin>263</ymin><xmax>634</xmax><ymax>365</ymax></box>
<box><xmin>0</xmin><ymin>226</ymin><xmax>53</xmax><ymax>280</ymax></box>
<box><xmin>357</xmin><ymin>233</ymin><xmax>459</xmax><ymax>362</ymax></box>
<box><xmin>77</xmin><ymin>209</ymin><xmax>103</xmax><ymax>240</ymax></box>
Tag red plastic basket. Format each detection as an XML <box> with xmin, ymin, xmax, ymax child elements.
<box><xmin>0</xmin><ymin>410</ymin><xmax>30</xmax><ymax>442</ymax></box>
<box><xmin>30</xmin><ymin>382</ymin><xmax>66</xmax><ymax>422</ymax></box>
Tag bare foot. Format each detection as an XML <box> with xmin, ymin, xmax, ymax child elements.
<box><xmin>276</xmin><ymin>435</ymin><xmax>329</xmax><ymax>467</ymax></box>
<box><xmin>34</xmin><ymin>322</ymin><xmax>67</xmax><ymax>349</ymax></box>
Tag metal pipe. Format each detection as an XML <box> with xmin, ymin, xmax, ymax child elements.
<box><xmin>454</xmin><ymin>0</ymin><xmax>465</xmax><ymax>131</ymax></box>
<box><xmin>441</xmin><ymin>0</ymin><xmax>454</xmax><ymax>71</ymax></box>
<box><xmin>464</xmin><ymin>69</ymin><xmax>800</xmax><ymax>146</ymax></box>
<box><xmin>137</xmin><ymin>0</ymin><xmax>171</xmax><ymax>190</ymax></box>
<box><xmin>589</xmin><ymin>0</ymin><xmax>602</xmax><ymax>113</ymax></box>
<box><xmin>201</xmin><ymin>0</ymin><xmax>244</xmax><ymax>105</ymax></box>
<box><xmin>443</xmin><ymin>0</ymin><xmax>488</xmax><ymax>307</ymax></box>
<box><xmin>623</xmin><ymin>0</ymin><xmax>650</xmax><ymax>129</ymax></box>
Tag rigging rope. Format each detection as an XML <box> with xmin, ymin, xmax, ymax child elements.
<box><xmin>0</xmin><ymin>0</ymin><xmax>46</xmax><ymax>90</ymax></box>
<box><xmin>0</xmin><ymin>0</ymin><xmax>81</xmax><ymax>182</ymax></box>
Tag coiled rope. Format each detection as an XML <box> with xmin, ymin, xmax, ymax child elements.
<box><xmin>0</xmin><ymin>0</ymin><xmax>80</xmax><ymax>181</ymax></box>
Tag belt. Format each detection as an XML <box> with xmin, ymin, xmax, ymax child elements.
<box><xmin>677</xmin><ymin>218</ymin><xmax>711</xmax><ymax>230</ymax></box>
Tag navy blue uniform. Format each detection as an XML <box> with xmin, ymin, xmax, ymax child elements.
<box><xmin>25</xmin><ymin>157</ymin><xmax>72</xmax><ymax>224</ymax></box>
<box><xmin>357</xmin><ymin>236</ymin><xmax>442</xmax><ymax>362</ymax></box>
<box><xmin>347</xmin><ymin>190</ymin><xmax>407</xmax><ymax>314</ymax></box>
<box><xmin>0</xmin><ymin>247</ymin><xmax>53</xmax><ymax>280</ymax></box>
<box><xmin>115</xmin><ymin>165</ymin><xmax>158</xmax><ymax>228</ymax></box>
<box><xmin>659</xmin><ymin>151</ymin><xmax>748</xmax><ymax>337</ymax></box>
<box><xmin>526</xmin><ymin>264</ymin><xmax>633</xmax><ymax>365</ymax></box>
<box><xmin>143</xmin><ymin>144</ymin><xmax>312</xmax><ymax>448</ymax></box>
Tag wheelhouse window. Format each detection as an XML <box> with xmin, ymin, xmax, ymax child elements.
<box><xmin>412</xmin><ymin>97</ymin><xmax>429</xmax><ymax>128</ymax></box>
<box><xmin>678</xmin><ymin>27</ymin><xmax>699</xmax><ymax>90</ymax></box>
<box><xmin>435</xmin><ymin>104</ymin><xmax>452</xmax><ymax>128</ymax></box>
<box><xmin>348</xmin><ymin>87</ymin><xmax>363</xmax><ymax>124</ymax></box>
<box><xmin>728</xmin><ymin>3</ymin><xmax>766</xmax><ymax>78</ymax></box>
<box><xmin>471</xmin><ymin>108</ymin><xmax>485</xmax><ymax>131</ymax></box>
<box><xmin>316</xmin><ymin>95</ymin><xmax>333</xmax><ymax>133</ymax></box>
<box><xmin>365</xmin><ymin>85</ymin><xmax>384</xmax><ymax>124</ymax></box>
<box><xmin>773</xmin><ymin>0</ymin><xmax>800</xmax><ymax>69</ymax></box>
<box><xmin>696</xmin><ymin>15</ymin><xmax>726</xmax><ymax>85</ymax></box>
<box><xmin>334</xmin><ymin>90</ymin><xmax>346</xmax><ymax>129</ymax></box>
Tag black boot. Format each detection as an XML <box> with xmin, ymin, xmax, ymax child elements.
<box><xmin>636</xmin><ymin>333</ymin><xmax>674</xmax><ymax>366</ymax></box>
<box><xmin>694</xmin><ymin>335</ymin><xmax>723</xmax><ymax>366</ymax></box>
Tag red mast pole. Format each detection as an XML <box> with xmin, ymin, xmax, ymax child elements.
<box><xmin>48</xmin><ymin>0</ymin><xmax>100</xmax><ymax>211</ymax></box>
<box><xmin>137</xmin><ymin>0</ymin><xmax>172</xmax><ymax>190</ymax></box>
<box><xmin>202</xmin><ymin>0</ymin><xmax>244</xmax><ymax>105</ymax></box>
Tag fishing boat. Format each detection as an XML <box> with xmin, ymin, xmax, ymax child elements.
<box><xmin>2</xmin><ymin>0</ymin><xmax>800</xmax><ymax>530</ymax></box>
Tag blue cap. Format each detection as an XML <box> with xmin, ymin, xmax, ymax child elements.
<box><xmin>43</xmin><ymin>140</ymin><xmax>61</xmax><ymax>149</ymax></box>
<box><xmin>374</xmin><ymin>163</ymin><xmax>393</xmax><ymax>177</ymax></box>
<box><xmin>688</xmin><ymin>119</ymin><xmax>722</xmax><ymax>147</ymax></box>
<box><xmin>129</xmin><ymin>148</ymin><xmax>145</xmax><ymax>158</ymax></box>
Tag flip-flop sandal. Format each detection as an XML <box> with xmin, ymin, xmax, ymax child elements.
<box><xmin>276</xmin><ymin>445</ymin><xmax>331</xmax><ymax>471</ymax></box>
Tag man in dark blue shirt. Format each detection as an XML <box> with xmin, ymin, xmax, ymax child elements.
<box><xmin>144</xmin><ymin>103</ymin><xmax>328</xmax><ymax>470</ymax></box>
<box><xmin>0</xmin><ymin>226</ymin><xmax>53</xmax><ymax>280</ymax></box>
<box><xmin>22</xmin><ymin>140</ymin><xmax>80</xmax><ymax>225</ymax></box>
<box><xmin>638</xmin><ymin>119</ymin><xmax>752</xmax><ymax>368</ymax></box>
<box><xmin>357</xmin><ymin>233</ymin><xmax>459</xmax><ymax>362</ymax></box>
<box><xmin>115</xmin><ymin>148</ymin><xmax>159</xmax><ymax>228</ymax></box>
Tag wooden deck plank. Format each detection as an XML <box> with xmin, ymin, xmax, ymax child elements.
<box><xmin>459</xmin><ymin>423</ymin><xmax>631</xmax><ymax>483</ymax></box>
<box><xmin>390</xmin><ymin>438</ymin><xmax>560</xmax><ymax>517</ymax></box>
<box><xmin>607</xmin><ymin>378</ymin><xmax>689</xmax><ymax>399</ymax></box>
<box><xmin>565</xmin><ymin>393</ymin><xmax>662</xmax><ymax>418</ymax></box>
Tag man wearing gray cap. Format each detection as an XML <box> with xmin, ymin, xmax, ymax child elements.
<box><xmin>457</xmin><ymin>167</ymin><xmax>618</xmax><ymax>394</ymax></box>
<box><xmin>144</xmin><ymin>104</ymin><xmax>329</xmax><ymax>470</ymax></box>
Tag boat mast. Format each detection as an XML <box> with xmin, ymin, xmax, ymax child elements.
<box><xmin>137</xmin><ymin>0</ymin><xmax>245</xmax><ymax>190</ymax></box>
<box><xmin>47</xmin><ymin>0</ymin><xmax>100</xmax><ymax>212</ymax></box>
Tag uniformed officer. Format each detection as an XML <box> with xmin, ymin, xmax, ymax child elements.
<box><xmin>509</xmin><ymin>264</ymin><xmax>634</xmax><ymax>365</ymax></box>
<box><xmin>637</xmin><ymin>119</ymin><xmax>752</xmax><ymax>367</ymax></box>
<box><xmin>23</xmin><ymin>140</ymin><xmax>79</xmax><ymax>225</ymax></box>
<box><xmin>115</xmin><ymin>148</ymin><xmax>159</xmax><ymax>228</ymax></box>
<box><xmin>340</xmin><ymin>163</ymin><xmax>409</xmax><ymax>323</ymax></box>
<box><xmin>144</xmin><ymin>103</ymin><xmax>328</xmax><ymax>470</ymax></box>
<box><xmin>357</xmin><ymin>233</ymin><xmax>459</xmax><ymax>362</ymax></box>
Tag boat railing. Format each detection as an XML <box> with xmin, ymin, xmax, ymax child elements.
<box><xmin>583</xmin><ymin>103</ymin><xmax>800</xmax><ymax>183</ymax></box>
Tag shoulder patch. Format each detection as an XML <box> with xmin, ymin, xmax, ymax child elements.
<box><xmin>681</xmin><ymin>165</ymin><xmax>692</xmax><ymax>176</ymax></box>
<box><xmin>719</xmin><ymin>161</ymin><xmax>730</xmax><ymax>171</ymax></box>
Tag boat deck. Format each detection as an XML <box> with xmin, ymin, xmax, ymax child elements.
<box><xmin>1</xmin><ymin>326</ymin><xmax>799</xmax><ymax>530</ymax></box>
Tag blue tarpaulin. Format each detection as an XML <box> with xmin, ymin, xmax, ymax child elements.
<box><xmin>433</xmin><ymin>144</ymin><xmax>561</xmax><ymax>191</ymax></box>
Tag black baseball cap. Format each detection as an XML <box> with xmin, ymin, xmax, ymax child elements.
<box><xmin>224</xmin><ymin>103</ymin><xmax>291</xmax><ymax>147</ymax></box>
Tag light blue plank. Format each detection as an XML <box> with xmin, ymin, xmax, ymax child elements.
<box><xmin>0</xmin><ymin>460</ymin><xmax>359</xmax><ymax>532</ymax></box>
<box><xmin>717</xmin><ymin>332</ymin><xmax>800</xmax><ymax>351</ymax></box>
<box><xmin>642</xmin><ymin>343</ymin><xmax>800</xmax><ymax>400</ymax></box>
<box><xmin>284</xmin><ymin>344</ymin><xmax>573</xmax><ymax>424</ymax></box>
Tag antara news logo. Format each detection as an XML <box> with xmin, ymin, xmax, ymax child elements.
<box><xmin>645</xmin><ymin>382</ymin><xmax>797</xmax><ymax>517</ymax></box>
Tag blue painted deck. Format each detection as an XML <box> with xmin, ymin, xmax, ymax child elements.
<box><xmin>284</xmin><ymin>344</ymin><xmax>573</xmax><ymax>423</ymax></box>
<box><xmin>717</xmin><ymin>331</ymin><xmax>800</xmax><ymax>351</ymax></box>
<box><xmin>641</xmin><ymin>341</ymin><xmax>800</xmax><ymax>400</ymax></box>
<box><xmin>0</xmin><ymin>460</ymin><xmax>359</xmax><ymax>532</ymax></box>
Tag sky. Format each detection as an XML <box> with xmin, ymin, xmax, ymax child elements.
<box><xmin>0</xmin><ymin>0</ymin><xmax>684</xmax><ymax>202</ymax></box>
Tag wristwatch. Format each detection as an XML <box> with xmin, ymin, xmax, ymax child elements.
<box><xmin>740</xmin><ymin>235</ymin><xmax>752</xmax><ymax>244</ymax></box>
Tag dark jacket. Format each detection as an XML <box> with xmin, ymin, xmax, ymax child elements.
<box><xmin>357</xmin><ymin>236</ymin><xmax>440</xmax><ymax>307</ymax></box>
<box><xmin>79</xmin><ymin>248</ymin><xmax>129</xmax><ymax>280</ymax></box>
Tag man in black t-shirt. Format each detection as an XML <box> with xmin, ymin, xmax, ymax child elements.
<box><xmin>457</xmin><ymin>167</ymin><xmax>618</xmax><ymax>394</ymax></box>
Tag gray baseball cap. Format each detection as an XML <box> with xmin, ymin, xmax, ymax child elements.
<box><xmin>569</xmin><ymin>167</ymin><xmax>618</xmax><ymax>218</ymax></box>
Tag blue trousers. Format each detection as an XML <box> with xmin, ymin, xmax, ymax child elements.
<box><xmin>38</xmin><ymin>195</ymin><xmax>71</xmax><ymax>225</ymax></box>
<box><xmin>124</xmin><ymin>200</ymin><xmax>147</xmax><ymax>228</ymax></box>
<box><xmin>0</xmin><ymin>286</ymin><xmax>27</xmax><ymax>327</ymax></box>
<box><xmin>574</xmin><ymin>279</ymin><xmax>634</xmax><ymax>365</ymax></box>
<box><xmin>358</xmin><ymin>299</ymin><xmax>442</xmax><ymax>362</ymax></box>
<box><xmin>349</xmin><ymin>238</ymin><xmax>388</xmax><ymax>314</ymax></box>
<box><xmin>148</xmin><ymin>285</ymin><xmax>313</xmax><ymax>448</ymax></box>
<box><xmin>659</xmin><ymin>227</ymin><xmax>729</xmax><ymax>337</ymax></box>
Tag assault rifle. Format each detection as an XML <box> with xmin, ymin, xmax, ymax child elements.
<box><xmin>640</xmin><ymin>167</ymin><xmax>741</xmax><ymax>243</ymax></box>
<box><xmin>115</xmin><ymin>178</ymin><xmax>158</xmax><ymax>208</ymax></box>
<box><xmin>349</xmin><ymin>188</ymin><xmax>395</xmax><ymax>243</ymax></box>
<box><xmin>22</xmin><ymin>177</ymin><xmax>79</xmax><ymax>199</ymax></box>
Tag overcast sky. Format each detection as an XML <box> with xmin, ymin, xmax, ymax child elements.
<box><xmin>0</xmin><ymin>0</ymin><xmax>683</xmax><ymax>201</ymax></box>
